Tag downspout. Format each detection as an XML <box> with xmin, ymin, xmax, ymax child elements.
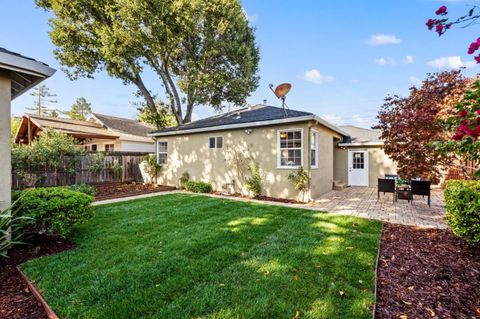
<box><xmin>307</xmin><ymin>121</ymin><xmax>314</xmax><ymax>202</ymax></box>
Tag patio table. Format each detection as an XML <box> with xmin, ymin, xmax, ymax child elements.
<box><xmin>396</xmin><ymin>184</ymin><xmax>412</xmax><ymax>203</ymax></box>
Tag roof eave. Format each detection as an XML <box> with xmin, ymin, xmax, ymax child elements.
<box><xmin>148</xmin><ymin>115</ymin><xmax>318</xmax><ymax>137</ymax></box>
<box><xmin>338</xmin><ymin>142</ymin><xmax>384</xmax><ymax>147</ymax></box>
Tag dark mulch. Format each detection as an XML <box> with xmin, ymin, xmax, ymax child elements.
<box><xmin>376</xmin><ymin>223</ymin><xmax>480</xmax><ymax>319</ymax></box>
<box><xmin>94</xmin><ymin>182</ymin><xmax>176</xmax><ymax>201</ymax></box>
<box><xmin>0</xmin><ymin>235</ymin><xmax>74</xmax><ymax>319</ymax></box>
<box><xmin>212</xmin><ymin>192</ymin><xmax>304</xmax><ymax>204</ymax></box>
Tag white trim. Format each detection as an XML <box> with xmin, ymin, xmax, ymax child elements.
<box><xmin>208</xmin><ymin>135</ymin><xmax>224</xmax><ymax>149</ymax></box>
<box><xmin>149</xmin><ymin>115</ymin><xmax>349</xmax><ymax>138</ymax></box>
<box><xmin>156</xmin><ymin>140</ymin><xmax>168</xmax><ymax>166</ymax></box>
<box><xmin>277</xmin><ymin>128</ymin><xmax>304</xmax><ymax>169</ymax></box>
<box><xmin>310</xmin><ymin>129</ymin><xmax>319</xmax><ymax>169</ymax></box>
<box><xmin>339</xmin><ymin>142</ymin><xmax>384</xmax><ymax>147</ymax></box>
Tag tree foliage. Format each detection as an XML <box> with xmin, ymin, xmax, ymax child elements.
<box><xmin>26</xmin><ymin>84</ymin><xmax>57</xmax><ymax>116</ymax></box>
<box><xmin>136</xmin><ymin>99</ymin><xmax>176</xmax><ymax>129</ymax></box>
<box><xmin>36</xmin><ymin>0</ymin><xmax>260</xmax><ymax>125</ymax></box>
<box><xmin>67</xmin><ymin>97</ymin><xmax>92</xmax><ymax>121</ymax></box>
<box><xmin>374</xmin><ymin>71</ymin><xmax>470</xmax><ymax>182</ymax></box>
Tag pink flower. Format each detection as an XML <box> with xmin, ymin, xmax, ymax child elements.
<box><xmin>471</xmin><ymin>126</ymin><xmax>480</xmax><ymax>138</ymax></box>
<box><xmin>426</xmin><ymin>19</ymin><xmax>435</xmax><ymax>30</ymax></box>
<box><xmin>458</xmin><ymin>110</ymin><xmax>468</xmax><ymax>118</ymax></box>
<box><xmin>436</xmin><ymin>5</ymin><xmax>447</xmax><ymax>15</ymax></box>
<box><xmin>452</xmin><ymin>132</ymin><xmax>464</xmax><ymax>141</ymax></box>
<box><xmin>476</xmin><ymin>109</ymin><xmax>480</xmax><ymax>115</ymax></box>
<box><xmin>475</xmin><ymin>55</ymin><xmax>480</xmax><ymax>63</ymax></box>
<box><xmin>436</xmin><ymin>23</ymin><xmax>444</xmax><ymax>35</ymax></box>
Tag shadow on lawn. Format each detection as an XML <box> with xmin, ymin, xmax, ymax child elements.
<box><xmin>21</xmin><ymin>194</ymin><xmax>381</xmax><ymax>319</ymax></box>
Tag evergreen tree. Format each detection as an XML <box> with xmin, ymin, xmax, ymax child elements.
<box><xmin>67</xmin><ymin>97</ymin><xmax>92</xmax><ymax>120</ymax></box>
<box><xmin>26</xmin><ymin>84</ymin><xmax>57</xmax><ymax>116</ymax></box>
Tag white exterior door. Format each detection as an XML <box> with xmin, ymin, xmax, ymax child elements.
<box><xmin>348</xmin><ymin>150</ymin><xmax>369</xmax><ymax>186</ymax></box>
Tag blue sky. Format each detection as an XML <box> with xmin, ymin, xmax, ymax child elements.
<box><xmin>2</xmin><ymin>0</ymin><xmax>479</xmax><ymax>128</ymax></box>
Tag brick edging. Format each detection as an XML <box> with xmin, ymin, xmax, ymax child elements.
<box><xmin>372</xmin><ymin>223</ymin><xmax>384</xmax><ymax>319</ymax></box>
<box><xmin>16</xmin><ymin>266</ymin><xmax>60</xmax><ymax>319</ymax></box>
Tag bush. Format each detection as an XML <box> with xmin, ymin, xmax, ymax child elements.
<box><xmin>184</xmin><ymin>181</ymin><xmax>212</xmax><ymax>193</ymax></box>
<box><xmin>66</xmin><ymin>184</ymin><xmax>97</xmax><ymax>197</ymax></box>
<box><xmin>245</xmin><ymin>162</ymin><xmax>262</xmax><ymax>196</ymax></box>
<box><xmin>444</xmin><ymin>180</ymin><xmax>480</xmax><ymax>244</ymax></box>
<box><xmin>1</xmin><ymin>204</ymin><xmax>32</xmax><ymax>258</ymax></box>
<box><xmin>16</xmin><ymin>187</ymin><xmax>94</xmax><ymax>237</ymax></box>
<box><xmin>179</xmin><ymin>171</ymin><xmax>190</xmax><ymax>188</ymax></box>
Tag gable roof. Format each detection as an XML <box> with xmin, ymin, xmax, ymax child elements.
<box><xmin>0</xmin><ymin>48</ymin><xmax>56</xmax><ymax>99</ymax></box>
<box><xmin>92</xmin><ymin>113</ymin><xmax>155</xmax><ymax>138</ymax></box>
<box><xmin>15</xmin><ymin>114</ymin><xmax>119</xmax><ymax>143</ymax></box>
<box><xmin>337</xmin><ymin>125</ymin><xmax>383</xmax><ymax>146</ymax></box>
<box><xmin>150</xmin><ymin>105</ymin><xmax>348</xmax><ymax>137</ymax></box>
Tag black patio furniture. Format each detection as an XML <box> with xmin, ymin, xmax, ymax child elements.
<box><xmin>411</xmin><ymin>180</ymin><xmax>431</xmax><ymax>207</ymax></box>
<box><xmin>385</xmin><ymin>174</ymin><xmax>398</xmax><ymax>180</ymax></box>
<box><xmin>378</xmin><ymin>178</ymin><xmax>395</xmax><ymax>203</ymax></box>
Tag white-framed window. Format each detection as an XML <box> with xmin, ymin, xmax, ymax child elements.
<box><xmin>157</xmin><ymin>141</ymin><xmax>168</xmax><ymax>165</ymax></box>
<box><xmin>105</xmin><ymin>144</ymin><xmax>115</xmax><ymax>152</ymax></box>
<box><xmin>208</xmin><ymin>136</ymin><xmax>223</xmax><ymax>149</ymax></box>
<box><xmin>277</xmin><ymin>128</ymin><xmax>303</xmax><ymax>168</ymax></box>
<box><xmin>311</xmin><ymin>130</ymin><xmax>318</xmax><ymax>168</ymax></box>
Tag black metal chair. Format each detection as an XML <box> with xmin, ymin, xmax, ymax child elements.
<box><xmin>385</xmin><ymin>174</ymin><xmax>398</xmax><ymax>180</ymax></box>
<box><xmin>378</xmin><ymin>178</ymin><xmax>395</xmax><ymax>203</ymax></box>
<box><xmin>411</xmin><ymin>180</ymin><xmax>431</xmax><ymax>207</ymax></box>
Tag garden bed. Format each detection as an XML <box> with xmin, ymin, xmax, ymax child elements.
<box><xmin>94</xmin><ymin>182</ymin><xmax>176</xmax><ymax>201</ymax></box>
<box><xmin>375</xmin><ymin>223</ymin><xmax>480</xmax><ymax>318</ymax></box>
<box><xmin>0</xmin><ymin>235</ymin><xmax>74</xmax><ymax>319</ymax></box>
<box><xmin>212</xmin><ymin>191</ymin><xmax>304</xmax><ymax>204</ymax></box>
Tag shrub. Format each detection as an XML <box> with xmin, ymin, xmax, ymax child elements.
<box><xmin>184</xmin><ymin>181</ymin><xmax>212</xmax><ymax>193</ymax></box>
<box><xmin>66</xmin><ymin>184</ymin><xmax>97</xmax><ymax>197</ymax></box>
<box><xmin>444</xmin><ymin>180</ymin><xmax>480</xmax><ymax>244</ymax></box>
<box><xmin>87</xmin><ymin>152</ymin><xmax>105</xmax><ymax>174</ymax></box>
<box><xmin>1</xmin><ymin>204</ymin><xmax>32</xmax><ymax>258</ymax></box>
<box><xmin>245</xmin><ymin>162</ymin><xmax>262</xmax><ymax>196</ymax></box>
<box><xmin>109</xmin><ymin>159</ymin><xmax>123</xmax><ymax>179</ymax></box>
<box><xmin>16</xmin><ymin>187</ymin><xmax>94</xmax><ymax>237</ymax></box>
<box><xmin>180</xmin><ymin>171</ymin><xmax>190</xmax><ymax>188</ymax></box>
<box><xmin>287</xmin><ymin>167</ymin><xmax>310</xmax><ymax>192</ymax></box>
<box><xmin>143</xmin><ymin>154</ymin><xmax>161</xmax><ymax>184</ymax></box>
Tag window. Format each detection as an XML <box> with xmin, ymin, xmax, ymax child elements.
<box><xmin>208</xmin><ymin>136</ymin><xmax>223</xmax><ymax>149</ymax></box>
<box><xmin>311</xmin><ymin>131</ymin><xmax>318</xmax><ymax>168</ymax></box>
<box><xmin>105</xmin><ymin>144</ymin><xmax>115</xmax><ymax>152</ymax></box>
<box><xmin>91</xmin><ymin>144</ymin><xmax>97</xmax><ymax>151</ymax></box>
<box><xmin>278</xmin><ymin>129</ymin><xmax>302</xmax><ymax>168</ymax></box>
<box><xmin>84</xmin><ymin>145</ymin><xmax>90</xmax><ymax>151</ymax></box>
<box><xmin>352</xmin><ymin>152</ymin><xmax>365</xmax><ymax>169</ymax></box>
<box><xmin>157</xmin><ymin>141</ymin><xmax>168</xmax><ymax>165</ymax></box>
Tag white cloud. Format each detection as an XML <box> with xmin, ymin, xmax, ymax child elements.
<box><xmin>367</xmin><ymin>34</ymin><xmax>401</xmax><ymax>46</ymax></box>
<box><xmin>320</xmin><ymin>114</ymin><xmax>376</xmax><ymax>128</ymax></box>
<box><xmin>375</xmin><ymin>57</ymin><xmax>395</xmax><ymax>65</ymax></box>
<box><xmin>403</xmin><ymin>55</ymin><xmax>414</xmax><ymax>64</ymax></box>
<box><xmin>427</xmin><ymin>56</ymin><xmax>476</xmax><ymax>69</ymax></box>
<box><xmin>409</xmin><ymin>76</ymin><xmax>422</xmax><ymax>86</ymax></box>
<box><xmin>322</xmin><ymin>114</ymin><xmax>342</xmax><ymax>122</ymax></box>
<box><xmin>302</xmin><ymin>69</ymin><xmax>334</xmax><ymax>84</ymax></box>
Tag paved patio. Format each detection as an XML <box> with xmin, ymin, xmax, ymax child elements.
<box><xmin>307</xmin><ymin>187</ymin><xmax>447</xmax><ymax>228</ymax></box>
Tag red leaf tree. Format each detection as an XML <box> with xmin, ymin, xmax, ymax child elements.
<box><xmin>374</xmin><ymin>71</ymin><xmax>470</xmax><ymax>182</ymax></box>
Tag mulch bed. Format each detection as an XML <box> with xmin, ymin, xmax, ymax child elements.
<box><xmin>94</xmin><ymin>182</ymin><xmax>176</xmax><ymax>201</ymax></box>
<box><xmin>0</xmin><ymin>235</ymin><xmax>74</xmax><ymax>319</ymax></box>
<box><xmin>375</xmin><ymin>223</ymin><xmax>480</xmax><ymax>319</ymax></box>
<box><xmin>212</xmin><ymin>191</ymin><xmax>304</xmax><ymax>204</ymax></box>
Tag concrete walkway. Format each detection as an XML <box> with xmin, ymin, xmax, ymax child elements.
<box><xmin>94</xmin><ymin>187</ymin><xmax>447</xmax><ymax>229</ymax></box>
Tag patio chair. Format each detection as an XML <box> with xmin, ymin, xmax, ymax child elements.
<box><xmin>385</xmin><ymin>174</ymin><xmax>398</xmax><ymax>180</ymax></box>
<box><xmin>411</xmin><ymin>180</ymin><xmax>431</xmax><ymax>207</ymax></box>
<box><xmin>377</xmin><ymin>178</ymin><xmax>395</xmax><ymax>203</ymax></box>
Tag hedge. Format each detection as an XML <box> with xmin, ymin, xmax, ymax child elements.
<box><xmin>15</xmin><ymin>187</ymin><xmax>95</xmax><ymax>237</ymax></box>
<box><xmin>444</xmin><ymin>180</ymin><xmax>480</xmax><ymax>244</ymax></box>
<box><xmin>184</xmin><ymin>181</ymin><xmax>213</xmax><ymax>193</ymax></box>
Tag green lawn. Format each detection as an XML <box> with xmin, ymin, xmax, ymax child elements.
<box><xmin>21</xmin><ymin>194</ymin><xmax>382</xmax><ymax>319</ymax></box>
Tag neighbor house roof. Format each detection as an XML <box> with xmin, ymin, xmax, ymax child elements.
<box><xmin>91</xmin><ymin>113</ymin><xmax>155</xmax><ymax>138</ymax></box>
<box><xmin>15</xmin><ymin>114</ymin><xmax>119</xmax><ymax>143</ymax></box>
<box><xmin>149</xmin><ymin>105</ymin><xmax>348</xmax><ymax>137</ymax></box>
<box><xmin>0</xmin><ymin>48</ymin><xmax>56</xmax><ymax>99</ymax></box>
<box><xmin>337</xmin><ymin>125</ymin><xmax>383</xmax><ymax>146</ymax></box>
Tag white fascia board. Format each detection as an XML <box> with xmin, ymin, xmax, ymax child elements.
<box><xmin>338</xmin><ymin>142</ymin><xmax>384</xmax><ymax>147</ymax></box>
<box><xmin>313</xmin><ymin>116</ymin><xmax>350</xmax><ymax>137</ymax></box>
<box><xmin>148</xmin><ymin>115</ymin><xmax>317</xmax><ymax>137</ymax></box>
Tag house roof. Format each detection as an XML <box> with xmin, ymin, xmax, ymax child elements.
<box><xmin>150</xmin><ymin>105</ymin><xmax>348</xmax><ymax>137</ymax></box>
<box><xmin>0</xmin><ymin>48</ymin><xmax>56</xmax><ymax>99</ymax></box>
<box><xmin>92</xmin><ymin>113</ymin><xmax>155</xmax><ymax>138</ymax></box>
<box><xmin>337</xmin><ymin>125</ymin><xmax>383</xmax><ymax>146</ymax></box>
<box><xmin>15</xmin><ymin>114</ymin><xmax>119</xmax><ymax>143</ymax></box>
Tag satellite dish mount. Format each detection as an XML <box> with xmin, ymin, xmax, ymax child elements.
<box><xmin>269</xmin><ymin>83</ymin><xmax>292</xmax><ymax>117</ymax></box>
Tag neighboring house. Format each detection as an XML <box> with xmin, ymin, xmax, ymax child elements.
<box><xmin>0</xmin><ymin>48</ymin><xmax>55</xmax><ymax>210</ymax></box>
<box><xmin>149</xmin><ymin>104</ymin><xmax>397</xmax><ymax>201</ymax></box>
<box><xmin>15</xmin><ymin>113</ymin><xmax>155</xmax><ymax>153</ymax></box>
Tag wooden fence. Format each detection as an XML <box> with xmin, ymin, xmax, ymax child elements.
<box><xmin>12</xmin><ymin>152</ymin><xmax>148</xmax><ymax>190</ymax></box>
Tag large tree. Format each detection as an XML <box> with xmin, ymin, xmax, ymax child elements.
<box><xmin>36</xmin><ymin>0</ymin><xmax>260</xmax><ymax>127</ymax></box>
<box><xmin>26</xmin><ymin>84</ymin><xmax>57</xmax><ymax>116</ymax></box>
<box><xmin>67</xmin><ymin>97</ymin><xmax>92</xmax><ymax>121</ymax></box>
<box><xmin>374</xmin><ymin>71</ymin><xmax>470</xmax><ymax>182</ymax></box>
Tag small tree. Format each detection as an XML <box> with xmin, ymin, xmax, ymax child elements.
<box><xmin>67</xmin><ymin>97</ymin><xmax>92</xmax><ymax>120</ymax></box>
<box><xmin>374</xmin><ymin>71</ymin><xmax>470</xmax><ymax>182</ymax></box>
<box><xmin>245</xmin><ymin>162</ymin><xmax>262</xmax><ymax>197</ymax></box>
<box><xmin>287</xmin><ymin>167</ymin><xmax>310</xmax><ymax>202</ymax></box>
<box><xmin>143</xmin><ymin>154</ymin><xmax>161</xmax><ymax>184</ymax></box>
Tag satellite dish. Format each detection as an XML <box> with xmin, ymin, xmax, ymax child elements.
<box><xmin>274</xmin><ymin>83</ymin><xmax>292</xmax><ymax>99</ymax></box>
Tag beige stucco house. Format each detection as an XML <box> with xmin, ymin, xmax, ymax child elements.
<box><xmin>0</xmin><ymin>48</ymin><xmax>55</xmax><ymax>211</ymax></box>
<box><xmin>149</xmin><ymin>105</ymin><xmax>397</xmax><ymax>201</ymax></box>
